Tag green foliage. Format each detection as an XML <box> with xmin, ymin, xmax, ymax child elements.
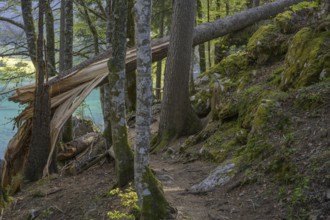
<box><xmin>107</xmin><ymin>184</ymin><xmax>138</xmax><ymax>220</ymax></box>
<box><xmin>201</xmin><ymin>121</ymin><xmax>242</xmax><ymax>163</ymax></box>
<box><xmin>290</xmin><ymin>1</ymin><xmax>318</xmax><ymax>12</ymax></box>
<box><xmin>0</xmin><ymin>58</ymin><xmax>34</xmax><ymax>85</ymax></box>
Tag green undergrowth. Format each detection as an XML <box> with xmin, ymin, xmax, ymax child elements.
<box><xmin>187</xmin><ymin>6</ymin><xmax>329</xmax><ymax>218</ymax></box>
<box><xmin>107</xmin><ymin>184</ymin><xmax>138</xmax><ymax>220</ymax></box>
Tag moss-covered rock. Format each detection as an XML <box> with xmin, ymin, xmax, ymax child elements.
<box><xmin>275</xmin><ymin>11</ymin><xmax>294</xmax><ymax>34</ymax></box>
<box><xmin>210</xmin><ymin>50</ymin><xmax>249</xmax><ymax>78</ymax></box>
<box><xmin>199</xmin><ymin>121</ymin><xmax>243</xmax><ymax>163</ymax></box>
<box><xmin>280</xmin><ymin>27</ymin><xmax>330</xmax><ymax>90</ymax></box>
<box><xmin>247</xmin><ymin>24</ymin><xmax>289</xmax><ymax>65</ymax></box>
<box><xmin>191</xmin><ymin>89</ymin><xmax>211</xmax><ymax>118</ymax></box>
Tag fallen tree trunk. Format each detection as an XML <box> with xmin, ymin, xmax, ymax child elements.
<box><xmin>1</xmin><ymin>0</ymin><xmax>304</xmax><ymax>192</ymax></box>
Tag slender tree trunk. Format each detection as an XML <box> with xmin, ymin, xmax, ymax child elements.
<box><xmin>59</xmin><ymin>0</ymin><xmax>66</xmax><ymax>72</ymax></box>
<box><xmin>101</xmin><ymin>0</ymin><xmax>112</xmax><ymax>149</ymax></box>
<box><xmin>21</xmin><ymin>0</ymin><xmax>37</xmax><ymax>67</ymax></box>
<box><xmin>76</xmin><ymin>0</ymin><xmax>100</xmax><ymax>55</ymax></box>
<box><xmin>207</xmin><ymin>0</ymin><xmax>211</xmax><ymax>68</ymax></box>
<box><xmin>61</xmin><ymin>0</ymin><xmax>74</xmax><ymax>143</ymax></box>
<box><xmin>197</xmin><ymin>0</ymin><xmax>206</xmax><ymax>73</ymax></box>
<box><xmin>45</xmin><ymin>0</ymin><xmax>56</xmax><ymax>77</ymax></box>
<box><xmin>134</xmin><ymin>0</ymin><xmax>172</xmax><ymax>218</ymax></box>
<box><xmin>158</xmin><ymin>0</ymin><xmax>202</xmax><ymax>148</ymax></box>
<box><xmin>214</xmin><ymin>0</ymin><xmax>222</xmax><ymax>64</ymax></box>
<box><xmin>155</xmin><ymin>0</ymin><xmax>165</xmax><ymax>101</ymax></box>
<box><xmin>25</xmin><ymin>0</ymin><xmax>51</xmax><ymax>181</ymax></box>
<box><xmin>108</xmin><ymin>0</ymin><xmax>134</xmax><ymax>187</ymax></box>
<box><xmin>45</xmin><ymin>0</ymin><xmax>57</xmax><ymax>174</ymax></box>
<box><xmin>125</xmin><ymin>0</ymin><xmax>136</xmax><ymax>112</ymax></box>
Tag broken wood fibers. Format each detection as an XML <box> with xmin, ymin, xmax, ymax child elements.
<box><xmin>2</xmin><ymin>39</ymin><xmax>169</xmax><ymax>192</ymax></box>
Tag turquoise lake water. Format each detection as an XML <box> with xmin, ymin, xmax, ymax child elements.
<box><xmin>0</xmin><ymin>87</ymin><xmax>104</xmax><ymax>159</ymax></box>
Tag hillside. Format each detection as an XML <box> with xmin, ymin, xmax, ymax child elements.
<box><xmin>1</xmin><ymin>3</ymin><xmax>330</xmax><ymax>220</ymax></box>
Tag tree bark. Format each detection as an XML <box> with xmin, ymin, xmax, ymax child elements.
<box><xmin>101</xmin><ymin>0</ymin><xmax>113</xmax><ymax>150</ymax></box>
<box><xmin>214</xmin><ymin>0</ymin><xmax>222</xmax><ymax>64</ymax></box>
<box><xmin>45</xmin><ymin>0</ymin><xmax>56</xmax><ymax>77</ymax></box>
<box><xmin>125</xmin><ymin>0</ymin><xmax>137</xmax><ymax>112</ymax></box>
<box><xmin>158</xmin><ymin>0</ymin><xmax>202</xmax><ymax>148</ymax></box>
<box><xmin>25</xmin><ymin>0</ymin><xmax>51</xmax><ymax>181</ymax></box>
<box><xmin>21</xmin><ymin>0</ymin><xmax>37</xmax><ymax>67</ymax></box>
<box><xmin>61</xmin><ymin>0</ymin><xmax>74</xmax><ymax>143</ymax></box>
<box><xmin>197</xmin><ymin>0</ymin><xmax>206</xmax><ymax>73</ymax></box>
<box><xmin>108</xmin><ymin>0</ymin><xmax>134</xmax><ymax>187</ymax></box>
<box><xmin>134</xmin><ymin>0</ymin><xmax>172</xmax><ymax>218</ymax></box>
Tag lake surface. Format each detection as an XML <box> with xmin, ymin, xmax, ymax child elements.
<box><xmin>0</xmin><ymin>88</ymin><xmax>104</xmax><ymax>159</ymax></box>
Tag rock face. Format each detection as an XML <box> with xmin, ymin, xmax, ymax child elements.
<box><xmin>190</xmin><ymin>163</ymin><xmax>236</xmax><ymax>193</ymax></box>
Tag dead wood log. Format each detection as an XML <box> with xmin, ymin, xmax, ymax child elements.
<box><xmin>60</xmin><ymin>136</ymin><xmax>113</xmax><ymax>175</ymax></box>
<box><xmin>57</xmin><ymin>133</ymin><xmax>99</xmax><ymax>161</ymax></box>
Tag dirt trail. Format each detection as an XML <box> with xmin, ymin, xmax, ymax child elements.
<box><xmin>2</xmin><ymin>114</ymin><xmax>282</xmax><ymax>220</ymax></box>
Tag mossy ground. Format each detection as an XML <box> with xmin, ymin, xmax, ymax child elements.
<box><xmin>184</xmin><ymin>10</ymin><xmax>330</xmax><ymax>219</ymax></box>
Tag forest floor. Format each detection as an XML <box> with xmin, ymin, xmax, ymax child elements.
<box><xmin>0</xmin><ymin>147</ymin><xmax>278</xmax><ymax>220</ymax></box>
<box><xmin>1</xmin><ymin>100</ymin><xmax>330</xmax><ymax>220</ymax></box>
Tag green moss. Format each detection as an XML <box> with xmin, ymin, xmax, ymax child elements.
<box><xmin>275</xmin><ymin>11</ymin><xmax>294</xmax><ymax>34</ymax></box>
<box><xmin>290</xmin><ymin>1</ymin><xmax>318</xmax><ymax>12</ymax></box>
<box><xmin>201</xmin><ymin>122</ymin><xmax>243</xmax><ymax>163</ymax></box>
<box><xmin>238</xmin><ymin>85</ymin><xmax>264</xmax><ymax>128</ymax></box>
<box><xmin>210</xmin><ymin>50</ymin><xmax>249</xmax><ymax>78</ymax></box>
<box><xmin>191</xmin><ymin>89</ymin><xmax>211</xmax><ymax>117</ymax></box>
<box><xmin>252</xmin><ymin>99</ymin><xmax>275</xmax><ymax>131</ymax></box>
<box><xmin>294</xmin><ymin>93</ymin><xmax>324</xmax><ymax>110</ymax></box>
<box><xmin>240</xmin><ymin>136</ymin><xmax>273</xmax><ymax>162</ymax></box>
<box><xmin>247</xmin><ymin>24</ymin><xmax>288</xmax><ymax>65</ymax></box>
<box><xmin>140</xmin><ymin>167</ymin><xmax>173</xmax><ymax>220</ymax></box>
<box><xmin>280</xmin><ymin>27</ymin><xmax>330</xmax><ymax>90</ymax></box>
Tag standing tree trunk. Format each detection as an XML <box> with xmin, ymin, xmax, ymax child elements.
<box><xmin>25</xmin><ymin>0</ymin><xmax>51</xmax><ymax>181</ymax></box>
<box><xmin>207</xmin><ymin>0</ymin><xmax>211</xmax><ymax>68</ymax></box>
<box><xmin>134</xmin><ymin>0</ymin><xmax>172</xmax><ymax>218</ymax></box>
<box><xmin>155</xmin><ymin>0</ymin><xmax>165</xmax><ymax>101</ymax></box>
<box><xmin>60</xmin><ymin>0</ymin><xmax>74</xmax><ymax>143</ymax></box>
<box><xmin>21</xmin><ymin>0</ymin><xmax>37</xmax><ymax>67</ymax></box>
<box><xmin>158</xmin><ymin>0</ymin><xmax>202</xmax><ymax>148</ymax></box>
<box><xmin>214</xmin><ymin>0</ymin><xmax>222</xmax><ymax>64</ymax></box>
<box><xmin>45</xmin><ymin>0</ymin><xmax>56</xmax><ymax>77</ymax></box>
<box><xmin>45</xmin><ymin>0</ymin><xmax>57</xmax><ymax>174</ymax></box>
<box><xmin>197</xmin><ymin>0</ymin><xmax>206</xmax><ymax>73</ymax></box>
<box><xmin>101</xmin><ymin>0</ymin><xmax>113</xmax><ymax>150</ymax></box>
<box><xmin>125</xmin><ymin>0</ymin><xmax>137</xmax><ymax>112</ymax></box>
<box><xmin>76</xmin><ymin>0</ymin><xmax>100</xmax><ymax>55</ymax></box>
<box><xmin>108</xmin><ymin>0</ymin><xmax>134</xmax><ymax>187</ymax></box>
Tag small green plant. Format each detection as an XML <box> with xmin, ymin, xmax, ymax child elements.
<box><xmin>107</xmin><ymin>184</ymin><xmax>138</xmax><ymax>220</ymax></box>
